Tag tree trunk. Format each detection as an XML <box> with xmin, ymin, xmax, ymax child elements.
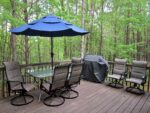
<box><xmin>136</xmin><ymin>31</ymin><xmax>141</xmax><ymax>60</ymax></box>
<box><xmin>147</xmin><ymin>29</ymin><xmax>150</xmax><ymax>62</ymax></box>
<box><xmin>81</xmin><ymin>0</ymin><xmax>85</xmax><ymax>58</ymax></box>
<box><xmin>99</xmin><ymin>0</ymin><xmax>104</xmax><ymax>55</ymax></box>
<box><xmin>113</xmin><ymin>23</ymin><xmax>117</xmax><ymax>60</ymax></box>
<box><xmin>75</xmin><ymin>0</ymin><xmax>78</xmax><ymax>15</ymax></box>
<box><xmin>23</xmin><ymin>0</ymin><xmax>29</xmax><ymax>64</ymax></box>
<box><xmin>60</xmin><ymin>0</ymin><xmax>67</xmax><ymax>58</ymax></box>
<box><xmin>69</xmin><ymin>40</ymin><xmax>72</xmax><ymax>58</ymax></box>
<box><xmin>146</xmin><ymin>2</ymin><xmax>150</xmax><ymax>62</ymax></box>
<box><xmin>64</xmin><ymin>38</ymin><xmax>67</xmax><ymax>58</ymax></box>
<box><xmin>10</xmin><ymin>0</ymin><xmax>17</xmax><ymax>61</ymax></box>
<box><xmin>125</xmin><ymin>6</ymin><xmax>130</xmax><ymax>45</ymax></box>
<box><xmin>88</xmin><ymin>0</ymin><xmax>94</xmax><ymax>53</ymax></box>
<box><xmin>132</xmin><ymin>30</ymin><xmax>136</xmax><ymax>59</ymax></box>
<box><xmin>37</xmin><ymin>39</ymin><xmax>41</xmax><ymax>63</ymax></box>
<box><xmin>125</xmin><ymin>25</ymin><xmax>129</xmax><ymax>45</ymax></box>
<box><xmin>1</xmin><ymin>22</ymin><xmax>8</xmax><ymax>62</ymax></box>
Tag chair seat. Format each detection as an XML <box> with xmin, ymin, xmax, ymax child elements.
<box><xmin>126</xmin><ymin>77</ymin><xmax>143</xmax><ymax>84</ymax></box>
<box><xmin>43</xmin><ymin>82</ymin><xmax>65</xmax><ymax>91</ymax></box>
<box><xmin>12</xmin><ymin>83</ymin><xmax>35</xmax><ymax>92</ymax></box>
<box><xmin>42</xmin><ymin>83</ymin><xmax>50</xmax><ymax>91</ymax></box>
<box><xmin>107</xmin><ymin>74</ymin><xmax>122</xmax><ymax>80</ymax></box>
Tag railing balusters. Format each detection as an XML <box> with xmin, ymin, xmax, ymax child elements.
<box><xmin>0</xmin><ymin>61</ymin><xmax>149</xmax><ymax>99</ymax></box>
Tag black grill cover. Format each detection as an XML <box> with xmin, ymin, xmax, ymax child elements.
<box><xmin>81</xmin><ymin>55</ymin><xmax>108</xmax><ymax>83</ymax></box>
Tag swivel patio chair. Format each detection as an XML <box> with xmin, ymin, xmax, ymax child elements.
<box><xmin>3</xmin><ymin>61</ymin><xmax>35</xmax><ymax>106</ymax></box>
<box><xmin>71</xmin><ymin>57</ymin><xmax>82</xmax><ymax>63</ymax></box>
<box><xmin>126</xmin><ymin>60</ymin><xmax>147</xmax><ymax>94</ymax></box>
<box><xmin>41</xmin><ymin>64</ymin><xmax>69</xmax><ymax>107</ymax></box>
<box><xmin>70</xmin><ymin>57</ymin><xmax>82</xmax><ymax>75</ymax></box>
<box><xmin>107</xmin><ymin>58</ymin><xmax>127</xmax><ymax>88</ymax></box>
<box><xmin>61</xmin><ymin>63</ymin><xmax>83</xmax><ymax>99</ymax></box>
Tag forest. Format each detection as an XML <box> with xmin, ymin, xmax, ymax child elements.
<box><xmin>0</xmin><ymin>0</ymin><xmax>150</xmax><ymax>65</ymax></box>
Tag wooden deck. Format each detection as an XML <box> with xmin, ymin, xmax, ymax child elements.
<box><xmin>0</xmin><ymin>80</ymin><xmax>150</xmax><ymax>113</ymax></box>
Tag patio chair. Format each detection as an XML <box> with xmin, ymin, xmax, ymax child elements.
<box><xmin>71</xmin><ymin>57</ymin><xmax>82</xmax><ymax>63</ymax></box>
<box><xmin>41</xmin><ymin>64</ymin><xmax>69</xmax><ymax>106</ymax></box>
<box><xmin>70</xmin><ymin>57</ymin><xmax>82</xmax><ymax>76</ymax></box>
<box><xmin>3</xmin><ymin>61</ymin><xmax>35</xmax><ymax>106</ymax></box>
<box><xmin>126</xmin><ymin>60</ymin><xmax>147</xmax><ymax>94</ymax></box>
<box><xmin>107</xmin><ymin>58</ymin><xmax>127</xmax><ymax>88</ymax></box>
<box><xmin>61</xmin><ymin>63</ymin><xmax>83</xmax><ymax>99</ymax></box>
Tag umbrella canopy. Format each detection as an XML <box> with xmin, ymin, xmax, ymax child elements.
<box><xmin>10</xmin><ymin>14</ymin><xmax>88</xmax><ymax>37</ymax></box>
<box><xmin>10</xmin><ymin>14</ymin><xmax>88</xmax><ymax>68</ymax></box>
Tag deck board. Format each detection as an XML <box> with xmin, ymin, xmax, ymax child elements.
<box><xmin>89</xmin><ymin>88</ymin><xmax>123</xmax><ymax>113</ymax></box>
<box><xmin>115</xmin><ymin>93</ymin><xmax>139</xmax><ymax>113</ymax></box>
<box><xmin>132</xmin><ymin>93</ymin><xmax>149</xmax><ymax>113</ymax></box>
<box><xmin>0</xmin><ymin>80</ymin><xmax>150</xmax><ymax>113</ymax></box>
<box><xmin>123</xmin><ymin>94</ymin><xmax>143</xmax><ymax>113</ymax></box>
<box><xmin>106</xmin><ymin>92</ymin><xmax>131</xmax><ymax>113</ymax></box>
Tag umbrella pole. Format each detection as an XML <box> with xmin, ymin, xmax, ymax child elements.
<box><xmin>51</xmin><ymin>37</ymin><xmax>54</xmax><ymax>69</ymax></box>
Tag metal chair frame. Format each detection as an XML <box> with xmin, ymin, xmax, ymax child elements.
<box><xmin>61</xmin><ymin>63</ymin><xmax>83</xmax><ymax>99</ymax></box>
<box><xmin>3</xmin><ymin>61</ymin><xmax>34</xmax><ymax>106</ymax></box>
<box><xmin>107</xmin><ymin>58</ymin><xmax>127</xmax><ymax>88</ymax></box>
<box><xmin>41</xmin><ymin>64</ymin><xmax>69</xmax><ymax>106</ymax></box>
<box><xmin>126</xmin><ymin>60</ymin><xmax>147</xmax><ymax>94</ymax></box>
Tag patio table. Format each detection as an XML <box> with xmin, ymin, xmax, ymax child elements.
<box><xmin>27</xmin><ymin>69</ymin><xmax>53</xmax><ymax>101</ymax></box>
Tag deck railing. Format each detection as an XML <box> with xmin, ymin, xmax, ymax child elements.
<box><xmin>0</xmin><ymin>61</ymin><xmax>150</xmax><ymax>99</ymax></box>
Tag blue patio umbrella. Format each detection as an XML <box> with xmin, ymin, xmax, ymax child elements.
<box><xmin>10</xmin><ymin>14</ymin><xmax>88</xmax><ymax>68</ymax></box>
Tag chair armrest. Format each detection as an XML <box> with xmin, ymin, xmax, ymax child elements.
<box><xmin>21</xmin><ymin>75</ymin><xmax>31</xmax><ymax>83</ymax></box>
<box><xmin>8</xmin><ymin>80</ymin><xmax>25</xmax><ymax>90</ymax></box>
<box><xmin>8</xmin><ymin>80</ymin><xmax>23</xmax><ymax>83</ymax></box>
<box><xmin>41</xmin><ymin>79</ymin><xmax>52</xmax><ymax>85</ymax></box>
<box><xmin>44</xmin><ymin>80</ymin><xmax>52</xmax><ymax>84</ymax></box>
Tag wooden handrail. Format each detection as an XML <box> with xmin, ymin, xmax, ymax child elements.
<box><xmin>0</xmin><ymin>60</ymin><xmax>150</xmax><ymax>99</ymax></box>
<box><xmin>108</xmin><ymin>61</ymin><xmax>150</xmax><ymax>69</ymax></box>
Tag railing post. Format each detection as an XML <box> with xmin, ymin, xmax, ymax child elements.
<box><xmin>148</xmin><ymin>68</ymin><xmax>150</xmax><ymax>92</ymax></box>
<box><xmin>2</xmin><ymin>70</ymin><xmax>5</xmax><ymax>98</ymax></box>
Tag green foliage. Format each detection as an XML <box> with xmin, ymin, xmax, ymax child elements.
<box><xmin>0</xmin><ymin>0</ymin><xmax>150</xmax><ymax>65</ymax></box>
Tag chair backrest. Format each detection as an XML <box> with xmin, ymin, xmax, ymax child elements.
<box><xmin>131</xmin><ymin>60</ymin><xmax>147</xmax><ymax>79</ymax></box>
<box><xmin>3</xmin><ymin>61</ymin><xmax>23</xmax><ymax>90</ymax></box>
<box><xmin>72</xmin><ymin>57</ymin><xmax>82</xmax><ymax>64</ymax></box>
<box><xmin>68</xmin><ymin>63</ymin><xmax>83</xmax><ymax>85</ymax></box>
<box><xmin>113</xmin><ymin>58</ymin><xmax>127</xmax><ymax>75</ymax></box>
<box><xmin>51</xmin><ymin>64</ymin><xmax>69</xmax><ymax>90</ymax></box>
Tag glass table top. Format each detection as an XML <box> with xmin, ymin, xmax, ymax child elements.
<box><xmin>27</xmin><ymin>69</ymin><xmax>53</xmax><ymax>78</ymax></box>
